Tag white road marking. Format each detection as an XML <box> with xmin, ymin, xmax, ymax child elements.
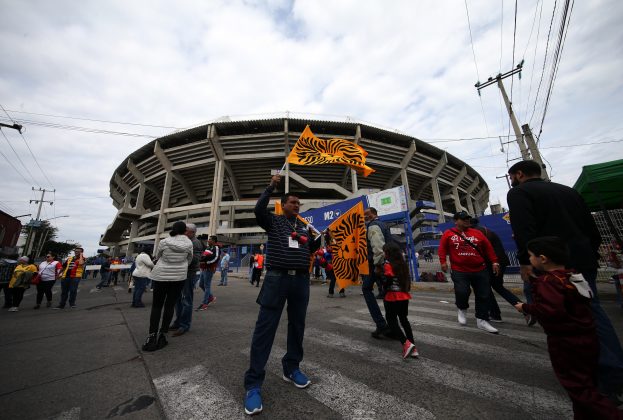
<box><xmin>257</xmin><ymin>346</ymin><xmax>436</xmax><ymax>420</ymax></box>
<box><xmin>153</xmin><ymin>365</ymin><xmax>245</xmax><ymax>420</ymax></box>
<box><xmin>305</xmin><ymin>328</ymin><xmax>571</xmax><ymax>419</ymax></box>
<box><xmin>48</xmin><ymin>407</ymin><xmax>81</xmax><ymax>420</ymax></box>
<box><xmin>326</xmin><ymin>317</ymin><xmax>551</xmax><ymax>369</ymax></box>
<box><xmin>353</xmin><ymin>309</ymin><xmax>546</xmax><ymax>342</ymax></box>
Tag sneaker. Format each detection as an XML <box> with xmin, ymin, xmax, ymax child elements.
<box><xmin>195</xmin><ymin>304</ymin><xmax>204</xmax><ymax>311</ymax></box>
<box><xmin>134</xmin><ymin>302</ymin><xmax>145</xmax><ymax>308</ymax></box>
<box><xmin>525</xmin><ymin>314</ymin><xmax>537</xmax><ymax>327</ymax></box>
<box><xmin>197</xmin><ymin>304</ymin><xmax>209</xmax><ymax>311</ymax></box>
<box><xmin>244</xmin><ymin>388</ymin><xmax>263</xmax><ymax>415</ymax></box>
<box><xmin>371</xmin><ymin>326</ymin><xmax>385</xmax><ymax>339</ymax></box>
<box><xmin>33</xmin><ymin>304</ymin><xmax>40</xmax><ymax>310</ymax></box>
<box><xmin>53</xmin><ymin>305</ymin><xmax>64</xmax><ymax>310</ymax></box>
<box><xmin>327</xmin><ymin>293</ymin><xmax>334</xmax><ymax>298</ymax></box>
<box><xmin>457</xmin><ymin>309</ymin><xmax>467</xmax><ymax>326</ymax></box>
<box><xmin>207</xmin><ymin>296</ymin><xmax>216</xmax><ymax>306</ymax></box>
<box><xmin>156</xmin><ymin>332</ymin><xmax>168</xmax><ymax>350</ymax></box>
<box><xmin>142</xmin><ymin>333</ymin><xmax>158</xmax><ymax>352</ymax></box>
<box><xmin>402</xmin><ymin>340</ymin><xmax>416</xmax><ymax>358</ymax></box>
<box><xmin>339</xmin><ymin>291</ymin><xmax>346</xmax><ymax>298</ymax></box>
<box><xmin>8</xmin><ymin>307</ymin><xmax>18</xmax><ymax>312</ymax></box>
<box><xmin>477</xmin><ymin>318</ymin><xmax>499</xmax><ymax>334</ymax></box>
<box><xmin>283</xmin><ymin>369</ymin><xmax>311</xmax><ymax>389</ymax></box>
<box><xmin>410</xmin><ymin>346</ymin><xmax>420</xmax><ymax>358</ymax></box>
<box><xmin>70</xmin><ymin>305</ymin><xmax>77</xmax><ymax>309</ymax></box>
<box><xmin>172</xmin><ymin>328</ymin><xmax>186</xmax><ymax>337</ymax></box>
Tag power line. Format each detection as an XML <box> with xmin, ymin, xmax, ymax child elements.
<box><xmin>0</xmin><ymin>146</ymin><xmax>32</xmax><ymax>185</ymax></box>
<box><xmin>2</xmin><ymin>108</ymin><xmax>183</xmax><ymax>129</ymax></box>
<box><xmin>1</xmin><ymin>105</ymin><xmax>55</xmax><ymax>188</ymax></box>
<box><xmin>537</xmin><ymin>0</ymin><xmax>574</xmax><ymax>138</ymax></box>
<box><xmin>523</xmin><ymin>0</ymin><xmax>544</xmax><ymax>119</ymax></box>
<box><xmin>464</xmin><ymin>0</ymin><xmax>491</xmax><ymax>143</ymax></box>
<box><xmin>0</xmin><ymin>117</ymin><xmax>158</xmax><ymax>139</ymax></box>
<box><xmin>529</xmin><ymin>0</ymin><xmax>558</xmax><ymax>125</ymax></box>
<box><xmin>0</xmin><ymin>127</ymin><xmax>40</xmax><ymax>186</ymax></box>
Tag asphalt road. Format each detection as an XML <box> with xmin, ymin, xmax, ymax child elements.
<box><xmin>1</xmin><ymin>273</ymin><xmax>621</xmax><ymax>419</ymax></box>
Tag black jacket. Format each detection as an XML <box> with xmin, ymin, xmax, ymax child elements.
<box><xmin>507</xmin><ymin>178</ymin><xmax>601</xmax><ymax>270</ymax></box>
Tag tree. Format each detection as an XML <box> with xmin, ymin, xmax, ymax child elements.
<box><xmin>42</xmin><ymin>240</ymin><xmax>82</xmax><ymax>259</ymax></box>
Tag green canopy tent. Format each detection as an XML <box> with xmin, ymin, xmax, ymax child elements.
<box><xmin>573</xmin><ymin>159</ymin><xmax>623</xmax><ymax>211</ymax></box>
<box><xmin>574</xmin><ymin>158</ymin><xmax>623</xmax><ymax>251</ymax></box>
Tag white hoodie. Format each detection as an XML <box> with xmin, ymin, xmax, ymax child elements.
<box><xmin>132</xmin><ymin>252</ymin><xmax>154</xmax><ymax>278</ymax></box>
<box><xmin>149</xmin><ymin>235</ymin><xmax>193</xmax><ymax>282</ymax></box>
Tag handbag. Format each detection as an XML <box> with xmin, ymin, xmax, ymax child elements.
<box><xmin>31</xmin><ymin>273</ymin><xmax>42</xmax><ymax>285</ymax></box>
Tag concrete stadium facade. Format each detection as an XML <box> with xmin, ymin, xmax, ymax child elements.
<box><xmin>100</xmin><ymin>115</ymin><xmax>489</xmax><ymax>255</ymax></box>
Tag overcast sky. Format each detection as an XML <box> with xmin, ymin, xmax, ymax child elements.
<box><xmin>1</xmin><ymin>0</ymin><xmax>622</xmax><ymax>255</ymax></box>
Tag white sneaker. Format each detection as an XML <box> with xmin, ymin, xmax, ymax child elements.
<box><xmin>477</xmin><ymin>319</ymin><xmax>499</xmax><ymax>334</ymax></box>
<box><xmin>8</xmin><ymin>307</ymin><xmax>18</xmax><ymax>312</ymax></box>
<box><xmin>457</xmin><ymin>309</ymin><xmax>467</xmax><ymax>326</ymax></box>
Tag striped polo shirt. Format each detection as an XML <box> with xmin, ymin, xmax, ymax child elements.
<box><xmin>255</xmin><ymin>186</ymin><xmax>319</xmax><ymax>270</ymax></box>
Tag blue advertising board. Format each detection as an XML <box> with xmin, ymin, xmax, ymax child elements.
<box><xmin>299</xmin><ymin>196</ymin><xmax>367</xmax><ymax>232</ymax></box>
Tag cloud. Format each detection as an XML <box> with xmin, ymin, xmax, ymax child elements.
<box><xmin>1</xmin><ymin>0</ymin><xmax>622</xmax><ymax>254</ymax></box>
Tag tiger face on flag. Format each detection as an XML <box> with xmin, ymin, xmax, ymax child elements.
<box><xmin>288</xmin><ymin>125</ymin><xmax>375</xmax><ymax>177</ymax></box>
<box><xmin>327</xmin><ymin>201</ymin><xmax>369</xmax><ymax>289</ymax></box>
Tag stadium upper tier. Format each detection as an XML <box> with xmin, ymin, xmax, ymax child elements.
<box><xmin>101</xmin><ymin>116</ymin><xmax>489</xmax><ymax>253</ymax></box>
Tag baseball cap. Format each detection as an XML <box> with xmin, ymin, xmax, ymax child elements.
<box><xmin>453</xmin><ymin>211</ymin><xmax>471</xmax><ymax>220</ymax></box>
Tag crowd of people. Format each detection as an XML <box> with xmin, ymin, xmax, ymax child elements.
<box><xmin>1</xmin><ymin>160</ymin><xmax>622</xmax><ymax>418</ymax></box>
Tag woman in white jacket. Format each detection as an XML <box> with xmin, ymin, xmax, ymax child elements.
<box><xmin>142</xmin><ymin>221</ymin><xmax>193</xmax><ymax>352</ymax></box>
<box><xmin>131</xmin><ymin>252</ymin><xmax>154</xmax><ymax>308</ymax></box>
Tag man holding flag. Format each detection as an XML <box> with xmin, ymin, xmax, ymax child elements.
<box><xmin>243</xmin><ymin>174</ymin><xmax>320</xmax><ymax>416</ymax></box>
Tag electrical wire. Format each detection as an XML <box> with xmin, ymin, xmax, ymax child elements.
<box><xmin>0</xmin><ymin>147</ymin><xmax>32</xmax><ymax>186</ymax></box>
<box><xmin>0</xmin><ymin>117</ymin><xmax>158</xmax><ymax>139</ymax></box>
<box><xmin>2</xmin><ymin>108</ymin><xmax>184</xmax><ymax>129</ymax></box>
<box><xmin>537</xmin><ymin>0</ymin><xmax>574</xmax><ymax>138</ymax></box>
<box><xmin>529</xmin><ymin>0</ymin><xmax>558</xmax><ymax>125</ymax></box>
<box><xmin>0</xmin><ymin>128</ymin><xmax>40</xmax><ymax>186</ymax></box>
<box><xmin>1</xmin><ymin>105</ymin><xmax>56</xmax><ymax>188</ymax></box>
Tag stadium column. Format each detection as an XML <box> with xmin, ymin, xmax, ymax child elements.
<box><xmin>154</xmin><ymin>170</ymin><xmax>172</xmax><ymax>254</ymax></box>
<box><xmin>208</xmin><ymin>160</ymin><xmax>225</xmax><ymax>237</ymax></box>
<box><xmin>284</xmin><ymin>118</ymin><xmax>290</xmax><ymax>193</ymax></box>
<box><xmin>430</xmin><ymin>152</ymin><xmax>448</xmax><ymax>223</ymax></box>
<box><xmin>351</xmin><ymin>125</ymin><xmax>361</xmax><ymax>194</ymax></box>
<box><xmin>126</xmin><ymin>220</ymin><xmax>139</xmax><ymax>257</ymax></box>
<box><xmin>451</xmin><ymin>166</ymin><xmax>467</xmax><ymax>213</ymax></box>
<box><xmin>465</xmin><ymin>177</ymin><xmax>479</xmax><ymax>216</ymax></box>
<box><xmin>474</xmin><ymin>187</ymin><xmax>488</xmax><ymax>216</ymax></box>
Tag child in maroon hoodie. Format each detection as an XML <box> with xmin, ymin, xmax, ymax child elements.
<box><xmin>515</xmin><ymin>236</ymin><xmax>622</xmax><ymax>419</ymax></box>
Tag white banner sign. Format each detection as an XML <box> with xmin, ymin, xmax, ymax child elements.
<box><xmin>366</xmin><ymin>186</ymin><xmax>408</xmax><ymax>216</ymax></box>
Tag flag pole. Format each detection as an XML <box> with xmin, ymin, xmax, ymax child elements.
<box><xmin>278</xmin><ymin>161</ymin><xmax>287</xmax><ymax>174</ymax></box>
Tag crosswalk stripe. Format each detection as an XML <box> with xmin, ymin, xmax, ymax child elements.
<box><xmin>319</xmin><ymin>316</ymin><xmax>550</xmax><ymax>369</ymax></box>
<box><xmin>153</xmin><ymin>365</ymin><xmax>244</xmax><ymax>420</ymax></box>
<box><xmin>304</xmin><ymin>328</ymin><xmax>572</xmax><ymax>419</ymax></box>
<box><xmin>262</xmin><ymin>346</ymin><xmax>436</xmax><ymax>419</ymax></box>
<box><xmin>408</xmin><ymin>305</ymin><xmax>529</xmax><ymax>327</ymax></box>
<box><xmin>352</xmin><ymin>310</ymin><xmax>546</xmax><ymax>342</ymax></box>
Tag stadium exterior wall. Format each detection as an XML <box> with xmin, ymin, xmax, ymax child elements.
<box><xmin>100</xmin><ymin>116</ymin><xmax>489</xmax><ymax>255</ymax></box>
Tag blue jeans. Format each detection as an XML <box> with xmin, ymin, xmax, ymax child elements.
<box><xmin>450</xmin><ymin>269</ymin><xmax>491</xmax><ymax>320</ymax></box>
<box><xmin>244</xmin><ymin>270</ymin><xmax>310</xmax><ymax>390</ymax></box>
<box><xmin>362</xmin><ymin>271</ymin><xmax>387</xmax><ymax>329</ymax></box>
<box><xmin>219</xmin><ymin>269</ymin><xmax>228</xmax><ymax>285</ymax></box>
<box><xmin>201</xmin><ymin>270</ymin><xmax>215</xmax><ymax>303</ymax></box>
<box><xmin>59</xmin><ymin>277</ymin><xmax>80</xmax><ymax>307</ymax></box>
<box><xmin>132</xmin><ymin>276</ymin><xmax>150</xmax><ymax>305</ymax></box>
<box><xmin>583</xmin><ymin>269</ymin><xmax>623</xmax><ymax>394</ymax></box>
<box><xmin>96</xmin><ymin>272</ymin><xmax>110</xmax><ymax>288</ymax></box>
<box><xmin>173</xmin><ymin>273</ymin><xmax>197</xmax><ymax>331</ymax></box>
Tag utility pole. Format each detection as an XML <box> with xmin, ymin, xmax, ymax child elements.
<box><xmin>522</xmin><ymin>123</ymin><xmax>549</xmax><ymax>181</ymax></box>
<box><xmin>476</xmin><ymin>62</ymin><xmax>531</xmax><ymax>161</ymax></box>
<box><xmin>24</xmin><ymin>187</ymin><xmax>55</xmax><ymax>256</ymax></box>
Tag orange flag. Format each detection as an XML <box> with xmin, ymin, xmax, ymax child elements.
<box><xmin>327</xmin><ymin>201</ymin><xmax>369</xmax><ymax>289</ymax></box>
<box><xmin>287</xmin><ymin>125</ymin><xmax>375</xmax><ymax>177</ymax></box>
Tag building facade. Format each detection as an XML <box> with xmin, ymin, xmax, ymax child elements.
<box><xmin>100</xmin><ymin>116</ymin><xmax>489</xmax><ymax>255</ymax></box>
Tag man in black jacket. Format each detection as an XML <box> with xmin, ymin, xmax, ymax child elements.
<box><xmin>507</xmin><ymin>160</ymin><xmax>623</xmax><ymax>404</ymax></box>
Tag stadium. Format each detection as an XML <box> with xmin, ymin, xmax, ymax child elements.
<box><xmin>100</xmin><ymin>114</ymin><xmax>489</xmax><ymax>256</ymax></box>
